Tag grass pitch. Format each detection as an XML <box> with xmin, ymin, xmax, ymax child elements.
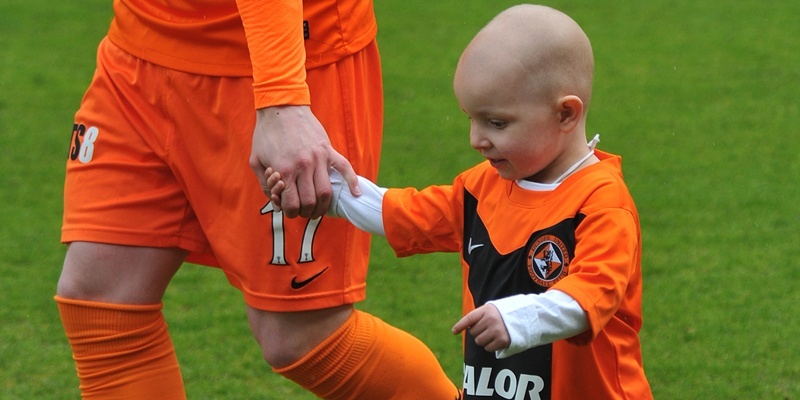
<box><xmin>1</xmin><ymin>0</ymin><xmax>798</xmax><ymax>398</ymax></box>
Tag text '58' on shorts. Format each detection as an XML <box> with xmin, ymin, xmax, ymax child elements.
<box><xmin>62</xmin><ymin>38</ymin><xmax>383</xmax><ymax>312</ymax></box>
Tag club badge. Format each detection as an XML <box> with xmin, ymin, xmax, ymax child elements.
<box><xmin>527</xmin><ymin>234</ymin><xmax>570</xmax><ymax>287</ymax></box>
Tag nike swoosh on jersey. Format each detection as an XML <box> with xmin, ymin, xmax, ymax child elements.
<box><xmin>291</xmin><ymin>267</ymin><xmax>329</xmax><ymax>290</ymax></box>
<box><xmin>468</xmin><ymin>238</ymin><xmax>484</xmax><ymax>254</ymax></box>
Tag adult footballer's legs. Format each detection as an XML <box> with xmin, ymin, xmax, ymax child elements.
<box><xmin>241</xmin><ymin>41</ymin><xmax>460</xmax><ymax>400</ymax></box>
<box><xmin>56</xmin><ymin>39</ymin><xmax>205</xmax><ymax>398</ymax></box>
<box><xmin>248</xmin><ymin>307</ymin><xmax>462</xmax><ymax>400</ymax></box>
<box><xmin>56</xmin><ymin>242</ymin><xmax>187</xmax><ymax>399</ymax></box>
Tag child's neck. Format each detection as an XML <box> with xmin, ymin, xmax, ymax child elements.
<box><xmin>525</xmin><ymin>134</ymin><xmax>600</xmax><ymax>184</ymax></box>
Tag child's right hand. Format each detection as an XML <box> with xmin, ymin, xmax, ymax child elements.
<box><xmin>264</xmin><ymin>167</ymin><xmax>286</xmax><ymax>212</ymax></box>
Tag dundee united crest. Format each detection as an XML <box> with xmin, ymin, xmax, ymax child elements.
<box><xmin>527</xmin><ymin>235</ymin><xmax>570</xmax><ymax>287</ymax></box>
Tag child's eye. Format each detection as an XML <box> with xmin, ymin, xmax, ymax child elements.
<box><xmin>488</xmin><ymin>119</ymin><xmax>507</xmax><ymax>129</ymax></box>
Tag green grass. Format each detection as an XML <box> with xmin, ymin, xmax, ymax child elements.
<box><xmin>2</xmin><ymin>0</ymin><xmax>799</xmax><ymax>399</ymax></box>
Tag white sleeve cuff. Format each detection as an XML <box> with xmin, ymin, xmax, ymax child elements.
<box><xmin>328</xmin><ymin>168</ymin><xmax>387</xmax><ymax>236</ymax></box>
<box><xmin>488</xmin><ymin>290</ymin><xmax>588</xmax><ymax>359</ymax></box>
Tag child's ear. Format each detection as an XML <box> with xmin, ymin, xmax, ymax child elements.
<box><xmin>558</xmin><ymin>95</ymin><xmax>583</xmax><ymax>132</ymax></box>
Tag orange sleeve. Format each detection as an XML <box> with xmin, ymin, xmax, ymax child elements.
<box><xmin>235</xmin><ymin>0</ymin><xmax>310</xmax><ymax>108</ymax></box>
<box><xmin>383</xmin><ymin>184</ymin><xmax>463</xmax><ymax>257</ymax></box>
<box><xmin>552</xmin><ymin>207</ymin><xmax>642</xmax><ymax>340</ymax></box>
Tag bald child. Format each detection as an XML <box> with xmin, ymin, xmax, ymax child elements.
<box><xmin>269</xmin><ymin>4</ymin><xmax>652</xmax><ymax>399</ymax></box>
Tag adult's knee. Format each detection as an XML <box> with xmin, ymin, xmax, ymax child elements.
<box><xmin>258</xmin><ymin>337</ymin><xmax>305</xmax><ymax>369</ymax></box>
<box><xmin>57</xmin><ymin>242</ymin><xmax>185</xmax><ymax>304</ymax></box>
<box><xmin>247</xmin><ymin>305</ymin><xmax>353</xmax><ymax>368</ymax></box>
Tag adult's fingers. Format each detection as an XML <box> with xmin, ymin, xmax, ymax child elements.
<box><xmin>276</xmin><ymin>177</ymin><xmax>302</xmax><ymax>219</ymax></box>
<box><xmin>329</xmin><ymin>151</ymin><xmax>361</xmax><ymax>197</ymax></box>
<box><xmin>288</xmin><ymin>163</ymin><xmax>330</xmax><ymax>220</ymax></box>
<box><xmin>307</xmin><ymin>164</ymin><xmax>332</xmax><ymax>219</ymax></box>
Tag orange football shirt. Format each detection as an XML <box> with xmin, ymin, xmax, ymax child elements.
<box><xmin>107</xmin><ymin>0</ymin><xmax>377</xmax><ymax>108</ymax></box>
<box><xmin>383</xmin><ymin>151</ymin><xmax>652</xmax><ymax>399</ymax></box>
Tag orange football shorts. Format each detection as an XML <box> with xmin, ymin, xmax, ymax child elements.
<box><xmin>62</xmin><ymin>38</ymin><xmax>383</xmax><ymax>311</ymax></box>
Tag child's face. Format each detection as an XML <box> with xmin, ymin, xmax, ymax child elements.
<box><xmin>454</xmin><ymin>59</ymin><xmax>565</xmax><ymax>182</ymax></box>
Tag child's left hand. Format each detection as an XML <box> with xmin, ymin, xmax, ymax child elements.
<box><xmin>452</xmin><ymin>304</ymin><xmax>511</xmax><ymax>352</ymax></box>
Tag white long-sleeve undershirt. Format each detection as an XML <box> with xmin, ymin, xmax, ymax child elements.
<box><xmin>488</xmin><ymin>290</ymin><xmax>587</xmax><ymax>358</ymax></box>
<box><xmin>327</xmin><ymin>169</ymin><xmax>387</xmax><ymax>235</ymax></box>
<box><xmin>327</xmin><ymin>169</ymin><xmax>589</xmax><ymax>358</ymax></box>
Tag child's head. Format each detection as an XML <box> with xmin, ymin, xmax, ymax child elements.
<box><xmin>454</xmin><ymin>4</ymin><xmax>595</xmax><ymax>182</ymax></box>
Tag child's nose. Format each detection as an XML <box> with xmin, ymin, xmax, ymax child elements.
<box><xmin>469</xmin><ymin>128</ymin><xmax>490</xmax><ymax>150</ymax></box>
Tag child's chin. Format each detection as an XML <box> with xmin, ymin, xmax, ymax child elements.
<box><xmin>495</xmin><ymin>169</ymin><xmax>518</xmax><ymax>181</ymax></box>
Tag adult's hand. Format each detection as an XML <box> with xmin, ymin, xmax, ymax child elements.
<box><xmin>249</xmin><ymin>105</ymin><xmax>360</xmax><ymax>219</ymax></box>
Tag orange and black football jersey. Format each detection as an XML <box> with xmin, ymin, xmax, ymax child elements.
<box><xmin>383</xmin><ymin>150</ymin><xmax>653</xmax><ymax>399</ymax></box>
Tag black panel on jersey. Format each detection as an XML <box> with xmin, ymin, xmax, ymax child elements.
<box><xmin>460</xmin><ymin>189</ymin><xmax>586</xmax><ymax>400</ymax></box>
<box><xmin>462</xmin><ymin>189</ymin><xmax>584</xmax><ymax>305</ymax></box>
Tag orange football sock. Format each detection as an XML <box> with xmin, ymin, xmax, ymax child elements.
<box><xmin>55</xmin><ymin>295</ymin><xmax>186</xmax><ymax>399</ymax></box>
<box><xmin>275</xmin><ymin>310</ymin><xmax>461</xmax><ymax>400</ymax></box>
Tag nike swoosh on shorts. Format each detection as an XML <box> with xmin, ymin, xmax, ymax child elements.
<box><xmin>291</xmin><ymin>267</ymin><xmax>329</xmax><ymax>290</ymax></box>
